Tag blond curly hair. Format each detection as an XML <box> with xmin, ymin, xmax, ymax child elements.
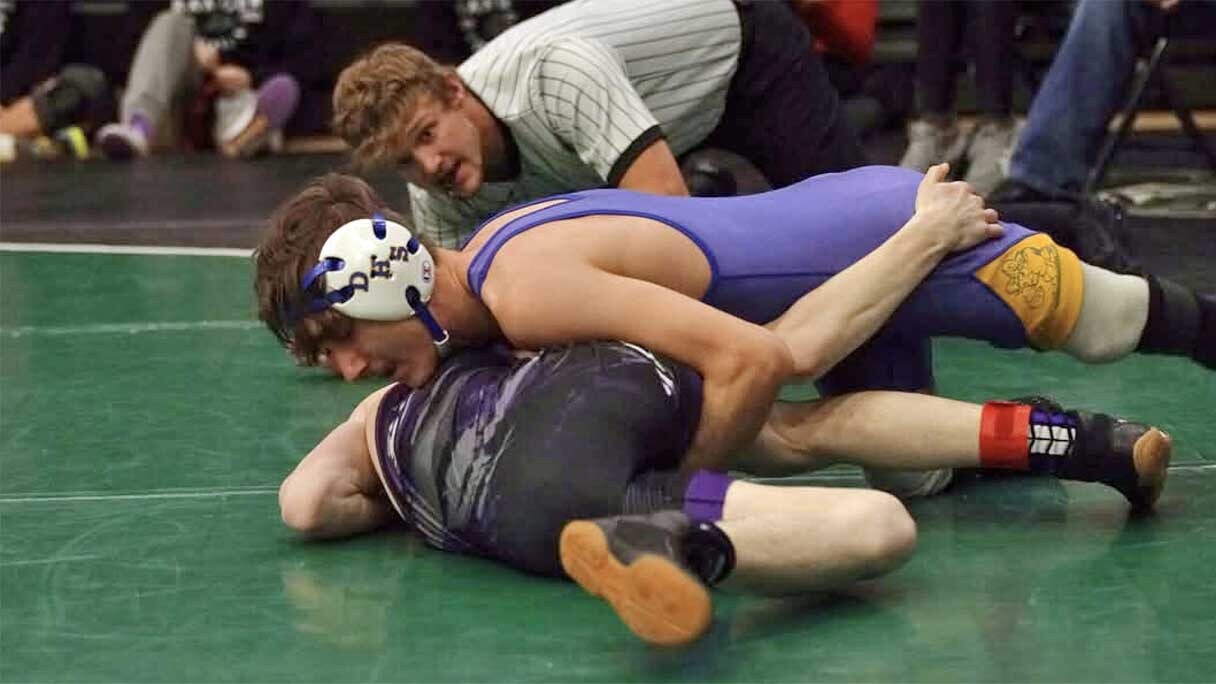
<box><xmin>332</xmin><ymin>43</ymin><xmax>459</xmax><ymax>169</ymax></box>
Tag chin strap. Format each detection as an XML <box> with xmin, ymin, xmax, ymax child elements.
<box><xmin>406</xmin><ymin>286</ymin><xmax>451</xmax><ymax>359</ymax></box>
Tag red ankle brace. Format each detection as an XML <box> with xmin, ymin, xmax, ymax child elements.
<box><xmin>979</xmin><ymin>401</ymin><xmax>1031</xmax><ymax>469</ymax></box>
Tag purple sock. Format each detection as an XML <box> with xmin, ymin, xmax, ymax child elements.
<box><xmin>255</xmin><ymin>74</ymin><xmax>300</xmax><ymax>129</ymax></box>
<box><xmin>128</xmin><ymin>113</ymin><xmax>152</xmax><ymax>140</ymax></box>
<box><xmin>683</xmin><ymin>470</ymin><xmax>734</xmax><ymax>522</ymax></box>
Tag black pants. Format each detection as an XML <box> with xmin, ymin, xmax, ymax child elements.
<box><xmin>914</xmin><ymin>0</ymin><xmax>1016</xmax><ymax>117</ymax></box>
<box><xmin>700</xmin><ymin>0</ymin><xmax>867</xmax><ymax>187</ymax></box>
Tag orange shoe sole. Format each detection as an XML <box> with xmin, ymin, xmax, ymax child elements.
<box><xmin>1132</xmin><ymin>427</ymin><xmax>1172</xmax><ymax>511</ymax></box>
<box><xmin>559</xmin><ymin>520</ymin><xmax>712</xmax><ymax>647</ymax></box>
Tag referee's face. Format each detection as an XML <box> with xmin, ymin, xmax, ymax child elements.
<box><xmin>394</xmin><ymin>94</ymin><xmax>483</xmax><ymax>199</ymax></box>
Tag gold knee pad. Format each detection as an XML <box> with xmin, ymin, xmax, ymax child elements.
<box><xmin>974</xmin><ymin>233</ymin><xmax>1084</xmax><ymax>349</ymax></box>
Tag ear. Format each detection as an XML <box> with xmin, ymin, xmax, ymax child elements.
<box><xmin>443</xmin><ymin>72</ymin><xmax>466</xmax><ymax>107</ymax></box>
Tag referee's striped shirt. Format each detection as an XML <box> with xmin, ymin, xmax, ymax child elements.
<box><xmin>409</xmin><ymin>0</ymin><xmax>741</xmax><ymax>247</ymax></box>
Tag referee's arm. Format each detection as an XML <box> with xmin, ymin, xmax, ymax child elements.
<box><xmin>614</xmin><ymin>134</ymin><xmax>689</xmax><ymax>196</ymax></box>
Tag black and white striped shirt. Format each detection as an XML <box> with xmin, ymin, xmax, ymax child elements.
<box><xmin>410</xmin><ymin>0</ymin><xmax>741</xmax><ymax>247</ymax></box>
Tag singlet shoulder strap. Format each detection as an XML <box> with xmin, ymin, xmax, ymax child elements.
<box><xmin>466</xmin><ymin>192</ymin><xmax>593</xmax><ymax>295</ymax></box>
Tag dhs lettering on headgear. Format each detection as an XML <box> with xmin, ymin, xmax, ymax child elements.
<box><xmin>370</xmin><ymin>255</ymin><xmax>393</xmax><ymax>279</ymax></box>
<box><xmin>299</xmin><ymin>213</ymin><xmax>451</xmax><ymax>356</ymax></box>
<box><xmin>301</xmin><ymin>216</ymin><xmax>439</xmax><ymax>322</ymax></box>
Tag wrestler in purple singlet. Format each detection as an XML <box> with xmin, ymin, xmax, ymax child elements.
<box><xmin>466</xmin><ymin>166</ymin><xmax>1040</xmax><ymax>393</ymax></box>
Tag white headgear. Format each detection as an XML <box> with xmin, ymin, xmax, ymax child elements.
<box><xmin>299</xmin><ymin>214</ymin><xmax>449</xmax><ymax>353</ymax></box>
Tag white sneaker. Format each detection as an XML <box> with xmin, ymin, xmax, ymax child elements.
<box><xmin>899</xmin><ymin>118</ymin><xmax>970</xmax><ymax>172</ymax></box>
<box><xmin>212</xmin><ymin>89</ymin><xmax>258</xmax><ymax>148</ymax></box>
<box><xmin>95</xmin><ymin>122</ymin><xmax>148</xmax><ymax>160</ymax></box>
<box><xmin>964</xmin><ymin>117</ymin><xmax>1020</xmax><ymax>196</ymax></box>
<box><xmin>864</xmin><ymin>467</ymin><xmax>955</xmax><ymax>499</ymax></box>
<box><xmin>0</xmin><ymin>133</ymin><xmax>15</xmax><ymax>163</ymax></box>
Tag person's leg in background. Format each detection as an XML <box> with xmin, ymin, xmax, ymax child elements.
<box><xmin>961</xmin><ymin>0</ymin><xmax>1018</xmax><ymax>195</ymax></box>
<box><xmin>218</xmin><ymin>73</ymin><xmax>300</xmax><ymax>158</ymax></box>
<box><xmin>96</xmin><ymin>10</ymin><xmax>198</xmax><ymax>159</ymax></box>
<box><xmin>994</xmin><ymin>0</ymin><xmax>1154</xmax><ymax>199</ymax></box>
<box><xmin>900</xmin><ymin>0</ymin><xmax>971</xmax><ymax>172</ymax></box>
<box><xmin>0</xmin><ymin>65</ymin><xmax>109</xmax><ymax>159</ymax></box>
<box><xmin>700</xmin><ymin>0</ymin><xmax>866</xmax><ymax>190</ymax></box>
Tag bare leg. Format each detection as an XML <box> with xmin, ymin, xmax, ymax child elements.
<box><xmin>716</xmin><ymin>480</ymin><xmax>917</xmax><ymax>595</ymax></box>
<box><xmin>560</xmin><ymin>479</ymin><xmax>916</xmax><ymax>645</ymax></box>
<box><xmin>736</xmin><ymin>391</ymin><xmax>983</xmax><ymax>476</ymax></box>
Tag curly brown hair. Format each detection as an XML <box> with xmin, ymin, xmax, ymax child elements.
<box><xmin>253</xmin><ymin>173</ymin><xmax>418</xmax><ymax>365</ymax></box>
<box><xmin>332</xmin><ymin>43</ymin><xmax>458</xmax><ymax>169</ymax></box>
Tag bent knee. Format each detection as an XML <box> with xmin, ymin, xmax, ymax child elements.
<box><xmin>852</xmin><ymin>491</ymin><xmax>918</xmax><ymax>575</ymax></box>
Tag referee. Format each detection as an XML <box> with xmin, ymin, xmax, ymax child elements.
<box><xmin>332</xmin><ymin>0</ymin><xmax>866</xmax><ymax>247</ymax></box>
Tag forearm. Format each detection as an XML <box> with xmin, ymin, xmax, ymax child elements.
<box><xmin>684</xmin><ymin>382</ymin><xmax>782</xmax><ymax>472</ymax></box>
<box><xmin>280</xmin><ymin>472</ymin><xmax>395</xmax><ymax>540</ymax></box>
<box><xmin>682</xmin><ymin>337</ymin><xmax>794</xmax><ymax>472</ymax></box>
<box><xmin>614</xmin><ymin>138</ymin><xmax>689</xmax><ymax>196</ymax></box>
<box><xmin>279</xmin><ymin>418</ymin><xmax>393</xmax><ymax>539</ymax></box>
<box><xmin>766</xmin><ymin>217</ymin><xmax>950</xmax><ymax>378</ymax></box>
<box><xmin>296</xmin><ymin>488</ymin><xmax>394</xmax><ymax>540</ymax></box>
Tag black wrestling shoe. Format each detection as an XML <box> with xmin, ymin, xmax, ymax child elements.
<box><xmin>1196</xmin><ymin>290</ymin><xmax>1216</xmax><ymax>369</ymax></box>
<box><xmin>987</xmin><ymin>178</ymin><xmax>1064</xmax><ymax>204</ymax></box>
<box><xmin>1063</xmin><ymin>411</ymin><xmax>1172</xmax><ymax>512</ymax></box>
<box><xmin>559</xmin><ymin>510</ymin><xmax>712</xmax><ymax>646</ymax></box>
<box><xmin>1072</xmin><ymin>196</ymin><xmax>1145</xmax><ymax>276</ymax></box>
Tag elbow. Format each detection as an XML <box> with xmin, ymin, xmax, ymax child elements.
<box><xmin>279</xmin><ymin>476</ymin><xmax>326</xmax><ymax>537</ymax></box>
<box><xmin>720</xmin><ymin>332</ymin><xmax>795</xmax><ymax>397</ymax></box>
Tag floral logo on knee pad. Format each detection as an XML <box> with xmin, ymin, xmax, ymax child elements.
<box><xmin>999</xmin><ymin>244</ymin><xmax>1060</xmax><ymax>309</ymax></box>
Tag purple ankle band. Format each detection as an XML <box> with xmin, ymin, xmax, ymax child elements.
<box><xmin>255</xmin><ymin>74</ymin><xmax>300</xmax><ymax>129</ymax></box>
<box><xmin>129</xmin><ymin>113</ymin><xmax>152</xmax><ymax>139</ymax></box>
<box><xmin>683</xmin><ymin>469</ymin><xmax>734</xmax><ymax>522</ymax></box>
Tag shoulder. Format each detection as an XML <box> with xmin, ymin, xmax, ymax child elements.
<box><xmin>351</xmin><ymin>384</ymin><xmax>398</xmax><ymax>424</ymax></box>
<box><xmin>531</xmin><ymin>37</ymin><xmax>624</xmax><ymax>82</ymax></box>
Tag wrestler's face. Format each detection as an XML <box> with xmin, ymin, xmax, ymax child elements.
<box><xmin>321</xmin><ymin>319</ymin><xmax>440</xmax><ymax>388</ymax></box>
<box><xmin>393</xmin><ymin>82</ymin><xmax>484</xmax><ymax>199</ymax></box>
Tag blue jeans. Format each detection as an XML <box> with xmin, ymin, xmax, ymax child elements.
<box><xmin>1009</xmin><ymin>0</ymin><xmax>1216</xmax><ymax>195</ymax></box>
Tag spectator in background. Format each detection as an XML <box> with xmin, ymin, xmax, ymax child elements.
<box><xmin>411</xmin><ymin>0</ymin><xmax>566</xmax><ymax>64</ymax></box>
<box><xmin>95</xmin><ymin>0</ymin><xmax>320</xmax><ymax>160</ymax></box>
<box><xmin>990</xmin><ymin>0</ymin><xmax>1216</xmax><ymax>203</ymax></box>
<box><xmin>900</xmin><ymin>0</ymin><xmax>1019</xmax><ymax>195</ymax></box>
<box><xmin>790</xmin><ymin>0</ymin><xmax>912</xmax><ymax>141</ymax></box>
<box><xmin>0</xmin><ymin>0</ymin><xmax>111</xmax><ymax>160</ymax></box>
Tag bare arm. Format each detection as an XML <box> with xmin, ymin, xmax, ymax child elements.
<box><xmin>766</xmin><ymin>164</ymin><xmax>1004</xmax><ymax>377</ymax></box>
<box><xmin>487</xmin><ymin>261</ymin><xmax>793</xmax><ymax>472</ymax></box>
<box><xmin>616</xmin><ymin>138</ymin><xmax>690</xmax><ymax>196</ymax></box>
<box><xmin>279</xmin><ymin>392</ymin><xmax>395</xmax><ymax>539</ymax></box>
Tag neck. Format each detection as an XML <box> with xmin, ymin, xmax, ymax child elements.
<box><xmin>464</xmin><ymin>91</ymin><xmax>515</xmax><ymax>182</ymax></box>
<box><xmin>430</xmin><ymin>250</ymin><xmax>501</xmax><ymax>345</ymax></box>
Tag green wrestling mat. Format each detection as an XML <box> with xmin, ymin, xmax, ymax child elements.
<box><xmin>2</xmin><ymin>249</ymin><xmax>1213</xmax><ymax>682</ymax></box>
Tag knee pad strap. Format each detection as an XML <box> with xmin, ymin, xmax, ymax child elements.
<box><xmin>1137</xmin><ymin>276</ymin><xmax>1200</xmax><ymax>356</ymax></box>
